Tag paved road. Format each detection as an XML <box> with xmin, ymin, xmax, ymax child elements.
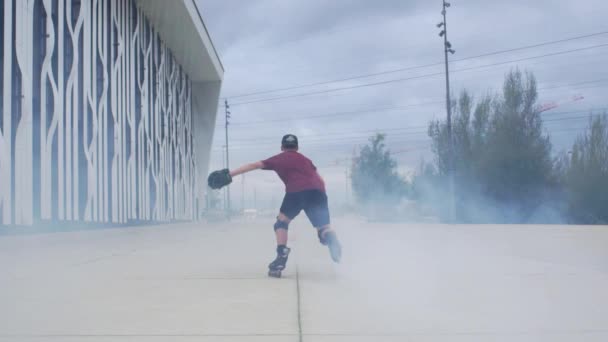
<box><xmin>1</xmin><ymin>218</ymin><xmax>607</xmax><ymax>341</ymax></box>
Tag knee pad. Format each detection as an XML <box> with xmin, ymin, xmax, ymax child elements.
<box><xmin>274</xmin><ymin>219</ymin><xmax>289</xmax><ymax>231</ymax></box>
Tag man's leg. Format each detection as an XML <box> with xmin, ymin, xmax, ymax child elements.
<box><xmin>316</xmin><ymin>224</ymin><xmax>341</xmax><ymax>263</ymax></box>
<box><xmin>317</xmin><ymin>224</ymin><xmax>335</xmax><ymax>243</ymax></box>
<box><xmin>304</xmin><ymin>191</ymin><xmax>341</xmax><ymax>263</ymax></box>
<box><xmin>274</xmin><ymin>213</ymin><xmax>291</xmax><ymax>245</ymax></box>
<box><xmin>268</xmin><ymin>213</ymin><xmax>293</xmax><ymax>278</ymax></box>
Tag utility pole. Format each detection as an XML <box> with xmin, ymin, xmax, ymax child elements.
<box><xmin>437</xmin><ymin>0</ymin><xmax>456</xmax><ymax>222</ymax></box>
<box><xmin>222</xmin><ymin>145</ymin><xmax>227</xmax><ymax>212</ymax></box>
<box><xmin>344</xmin><ymin>167</ymin><xmax>349</xmax><ymax>206</ymax></box>
<box><xmin>241</xmin><ymin>173</ymin><xmax>246</xmax><ymax>212</ymax></box>
<box><xmin>224</xmin><ymin>99</ymin><xmax>231</xmax><ymax>219</ymax></box>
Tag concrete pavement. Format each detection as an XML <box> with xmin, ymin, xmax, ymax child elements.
<box><xmin>1</xmin><ymin>217</ymin><xmax>607</xmax><ymax>341</ymax></box>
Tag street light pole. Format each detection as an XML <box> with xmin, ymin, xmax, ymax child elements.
<box><xmin>224</xmin><ymin>99</ymin><xmax>231</xmax><ymax>219</ymax></box>
<box><xmin>438</xmin><ymin>0</ymin><xmax>456</xmax><ymax>222</ymax></box>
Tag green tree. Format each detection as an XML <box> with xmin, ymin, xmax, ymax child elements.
<box><xmin>428</xmin><ymin>89</ymin><xmax>489</xmax><ymax>178</ymax></box>
<box><xmin>479</xmin><ymin>70</ymin><xmax>553</xmax><ymax>206</ymax></box>
<box><xmin>425</xmin><ymin>69</ymin><xmax>555</xmax><ymax>222</ymax></box>
<box><xmin>425</xmin><ymin>90</ymin><xmax>494</xmax><ymax>221</ymax></box>
<box><xmin>563</xmin><ymin>114</ymin><xmax>608</xmax><ymax>223</ymax></box>
<box><xmin>351</xmin><ymin>133</ymin><xmax>407</xmax><ymax>205</ymax></box>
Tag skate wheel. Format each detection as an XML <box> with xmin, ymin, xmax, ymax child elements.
<box><xmin>268</xmin><ymin>270</ymin><xmax>282</xmax><ymax>278</ymax></box>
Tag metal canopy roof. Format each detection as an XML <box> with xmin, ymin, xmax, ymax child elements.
<box><xmin>135</xmin><ymin>0</ymin><xmax>224</xmax><ymax>82</ymax></box>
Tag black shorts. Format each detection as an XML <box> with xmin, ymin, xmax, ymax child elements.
<box><xmin>280</xmin><ymin>190</ymin><xmax>330</xmax><ymax>228</ymax></box>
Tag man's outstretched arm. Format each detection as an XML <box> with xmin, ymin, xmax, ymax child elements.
<box><xmin>230</xmin><ymin>161</ymin><xmax>264</xmax><ymax>177</ymax></box>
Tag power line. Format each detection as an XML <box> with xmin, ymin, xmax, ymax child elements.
<box><xmin>212</xmin><ymin>123</ymin><xmax>598</xmax><ymax>166</ymax></box>
<box><xmin>230</xmin><ymin>43</ymin><xmax>608</xmax><ymax>106</ymax></box>
<box><xmin>226</xmin><ymin>30</ymin><xmax>608</xmax><ymax>99</ymax></box>
<box><xmin>550</xmin><ymin>126</ymin><xmax>595</xmax><ymax>134</ymax></box>
<box><xmin>223</xmin><ymin>135</ymin><xmax>431</xmax><ymax>151</ymax></box>
<box><xmin>316</xmin><ymin>124</ymin><xmax>596</xmax><ymax>168</ymax></box>
<box><xmin>213</xmin><ymin>112</ymin><xmax>608</xmax><ymax>153</ymax></box>
<box><xmin>215</xmin><ymin>123</ymin><xmax>603</xmax><ymax>167</ymax></box>
<box><xmin>213</xmin><ymin>108</ymin><xmax>607</xmax><ymax>149</ymax></box>
<box><xmin>539</xmin><ymin>78</ymin><xmax>608</xmax><ymax>91</ymax></box>
<box><xmin>227</xmin><ymin>125</ymin><xmax>430</xmax><ymax>144</ymax></box>
<box><xmin>214</xmin><ymin>108</ymin><xmax>607</xmax><ymax>151</ymax></box>
<box><xmin>229</xmin><ymin>101</ymin><xmax>444</xmax><ymax>126</ymax></box>
<box><xmin>218</xmin><ymin>123</ymin><xmax>572</xmax><ymax>152</ymax></box>
<box><xmin>215</xmin><ymin>136</ymin><xmax>431</xmax><ymax>152</ymax></box>
<box><xmin>542</xmin><ymin>107</ymin><xmax>608</xmax><ymax>116</ymax></box>
<box><xmin>316</xmin><ymin>145</ymin><xmax>433</xmax><ymax>168</ymax></box>
<box><xmin>216</xmin><ymin>78</ymin><xmax>608</xmax><ymax>128</ymax></box>
<box><xmin>221</xmin><ymin>94</ymin><xmax>608</xmax><ymax>129</ymax></box>
<box><xmin>218</xmin><ymin>68</ymin><xmax>608</xmax><ymax>121</ymax></box>
<box><xmin>543</xmin><ymin>112</ymin><xmax>606</xmax><ymax>123</ymax></box>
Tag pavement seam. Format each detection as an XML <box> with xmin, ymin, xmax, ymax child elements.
<box><xmin>0</xmin><ymin>333</ymin><xmax>300</xmax><ymax>337</ymax></box>
<box><xmin>296</xmin><ymin>264</ymin><xmax>304</xmax><ymax>342</ymax></box>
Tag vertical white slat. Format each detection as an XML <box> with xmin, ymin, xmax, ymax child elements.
<box><xmin>161</xmin><ymin>43</ymin><xmax>166</xmax><ymax>221</ymax></box>
<box><xmin>118</xmin><ymin>0</ymin><xmax>124</xmax><ymax>223</ymax></box>
<box><xmin>165</xmin><ymin>64</ymin><xmax>169</xmax><ymax>221</ymax></box>
<box><xmin>162</xmin><ymin>45</ymin><xmax>167</xmax><ymax>221</ymax></box>
<box><xmin>136</xmin><ymin>8</ymin><xmax>149</xmax><ymax>220</ymax></box>
<box><xmin>90</xmin><ymin>0</ymin><xmax>99</xmax><ymax>222</ymax></box>
<box><xmin>14</xmin><ymin>0</ymin><xmax>34</xmax><ymax>225</ymax></box>
<box><xmin>73</xmin><ymin>4</ymin><xmax>84</xmax><ymax>221</ymax></box>
<box><xmin>117</xmin><ymin>0</ymin><xmax>123</xmax><ymax>222</ymax></box>
<box><xmin>110</xmin><ymin>0</ymin><xmax>119</xmax><ymax>223</ymax></box>
<box><xmin>123</xmin><ymin>0</ymin><xmax>129</xmax><ymax>220</ymax></box>
<box><xmin>57</xmin><ymin>0</ymin><xmax>66</xmax><ymax>220</ymax></box>
<box><xmin>1</xmin><ymin>0</ymin><xmax>14</xmax><ymax>224</ymax></box>
<box><xmin>159</xmin><ymin>45</ymin><xmax>165</xmax><ymax>222</ymax></box>
<box><xmin>188</xmin><ymin>79</ymin><xmax>194</xmax><ymax>219</ymax></box>
<box><xmin>167</xmin><ymin>61</ymin><xmax>172</xmax><ymax>220</ymax></box>
<box><xmin>120</xmin><ymin>0</ymin><xmax>127</xmax><ymax>222</ymax></box>
<box><xmin>142</xmin><ymin>14</ymin><xmax>148</xmax><ymax>220</ymax></box>
<box><xmin>40</xmin><ymin>0</ymin><xmax>60</xmax><ymax>220</ymax></box>
<box><xmin>185</xmin><ymin>75</ymin><xmax>190</xmax><ymax>219</ymax></box>
<box><xmin>64</xmin><ymin>0</ymin><xmax>73</xmax><ymax>220</ymax></box>
<box><xmin>182</xmin><ymin>73</ymin><xmax>188</xmax><ymax>219</ymax></box>
<box><xmin>177</xmin><ymin>70</ymin><xmax>184</xmax><ymax>219</ymax></box>
<box><xmin>182</xmin><ymin>72</ymin><xmax>188</xmax><ymax>219</ymax></box>
<box><xmin>120</xmin><ymin>0</ymin><xmax>126</xmax><ymax>222</ymax></box>
<box><xmin>137</xmin><ymin>81</ymin><xmax>144</xmax><ymax>219</ymax></box>
<box><xmin>129</xmin><ymin>2</ymin><xmax>138</xmax><ymax>220</ymax></box>
<box><xmin>143</xmin><ymin>21</ymin><xmax>152</xmax><ymax>220</ymax></box>
<box><xmin>175</xmin><ymin>65</ymin><xmax>179</xmax><ymax>219</ymax></box>
<box><xmin>136</xmin><ymin>9</ymin><xmax>142</xmax><ymax>219</ymax></box>
<box><xmin>83</xmin><ymin>0</ymin><xmax>97</xmax><ymax>222</ymax></box>
<box><xmin>65</xmin><ymin>0</ymin><xmax>85</xmax><ymax>221</ymax></box>
<box><xmin>164</xmin><ymin>46</ymin><xmax>169</xmax><ymax>221</ymax></box>
<box><xmin>177</xmin><ymin>72</ymin><xmax>182</xmax><ymax>220</ymax></box>
<box><xmin>99</xmin><ymin>0</ymin><xmax>109</xmax><ymax>222</ymax></box>
<box><xmin>185</xmin><ymin>78</ymin><xmax>193</xmax><ymax>219</ymax></box>
<box><xmin>150</xmin><ymin>30</ymin><xmax>158</xmax><ymax>221</ymax></box>
<box><xmin>166</xmin><ymin>60</ymin><xmax>174</xmax><ymax>220</ymax></box>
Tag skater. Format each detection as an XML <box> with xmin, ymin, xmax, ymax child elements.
<box><xmin>208</xmin><ymin>134</ymin><xmax>342</xmax><ymax>277</ymax></box>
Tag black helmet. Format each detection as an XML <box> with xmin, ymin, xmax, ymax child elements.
<box><xmin>281</xmin><ymin>134</ymin><xmax>299</xmax><ymax>149</ymax></box>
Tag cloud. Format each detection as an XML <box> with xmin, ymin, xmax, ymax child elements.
<box><xmin>197</xmin><ymin>0</ymin><xmax>608</xmax><ymax>206</ymax></box>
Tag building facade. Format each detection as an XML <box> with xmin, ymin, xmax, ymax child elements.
<box><xmin>0</xmin><ymin>0</ymin><xmax>223</xmax><ymax>225</ymax></box>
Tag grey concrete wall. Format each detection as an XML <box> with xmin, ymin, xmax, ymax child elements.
<box><xmin>192</xmin><ymin>81</ymin><xmax>223</xmax><ymax>218</ymax></box>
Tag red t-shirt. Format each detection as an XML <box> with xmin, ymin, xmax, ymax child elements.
<box><xmin>262</xmin><ymin>151</ymin><xmax>326</xmax><ymax>193</ymax></box>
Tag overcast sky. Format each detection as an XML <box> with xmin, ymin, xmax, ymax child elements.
<box><xmin>195</xmin><ymin>0</ymin><xmax>608</xmax><ymax>209</ymax></box>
